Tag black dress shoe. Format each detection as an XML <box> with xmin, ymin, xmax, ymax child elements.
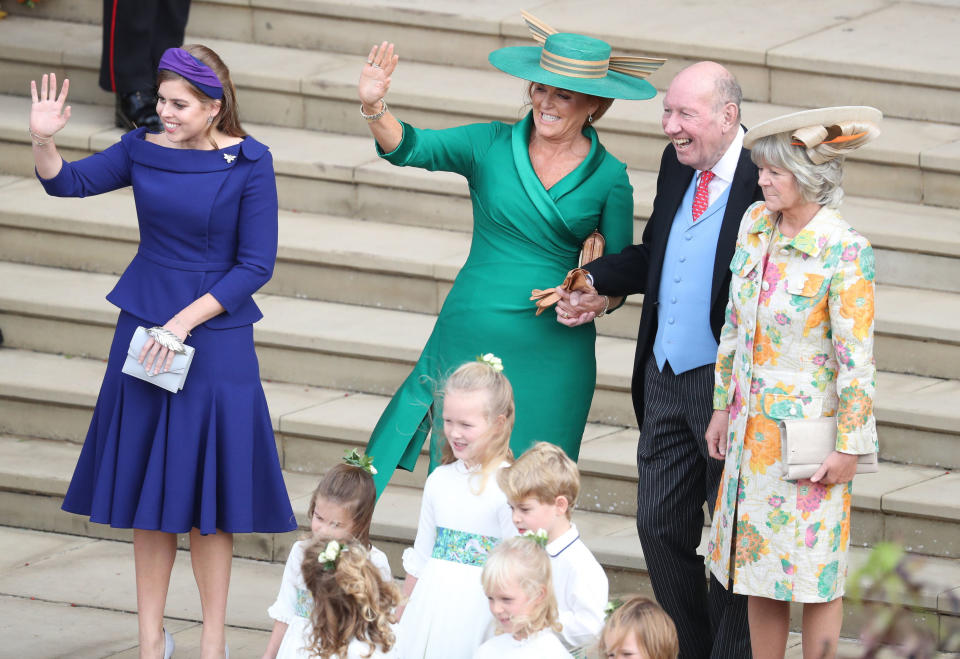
<box><xmin>116</xmin><ymin>90</ymin><xmax>162</xmax><ymax>132</ymax></box>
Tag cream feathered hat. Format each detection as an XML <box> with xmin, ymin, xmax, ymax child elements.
<box><xmin>744</xmin><ymin>106</ymin><xmax>882</xmax><ymax>164</ymax></box>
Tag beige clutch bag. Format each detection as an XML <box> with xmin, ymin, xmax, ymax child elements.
<box><xmin>579</xmin><ymin>229</ymin><xmax>605</xmax><ymax>267</ymax></box>
<box><xmin>779</xmin><ymin>417</ymin><xmax>878</xmax><ymax>480</ymax></box>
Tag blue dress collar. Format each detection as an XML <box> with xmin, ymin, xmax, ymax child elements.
<box><xmin>123</xmin><ymin>126</ymin><xmax>268</xmax><ymax>172</ymax></box>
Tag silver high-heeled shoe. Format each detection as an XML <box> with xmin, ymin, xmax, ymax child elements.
<box><xmin>163</xmin><ymin>628</ymin><xmax>175</xmax><ymax>659</ymax></box>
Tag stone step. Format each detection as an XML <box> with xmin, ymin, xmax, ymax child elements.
<box><xmin>0</xmin><ymin>593</ymin><xmax>273</xmax><ymax>658</ymax></box>
<box><xmin>0</xmin><ymin>585</ymin><xmax>954</xmax><ymax>659</ymax></box>
<box><xmin>1</xmin><ymin>20</ymin><xmax>960</xmax><ymax>208</ymax></box>
<box><xmin>1</xmin><ymin>177</ymin><xmax>957</xmax><ymax>350</ymax></box>
<box><xmin>2</xmin><ymin>94</ymin><xmax>960</xmax><ymax>294</ymax></box>
<box><xmin>1</xmin><ymin>454</ymin><xmax>959</xmax><ymax>652</ymax></box>
<box><xmin>0</xmin><ymin>93</ymin><xmax>663</xmax><ymax>230</ymax></box>
<box><xmin>2</xmin><ymin>252</ymin><xmax>959</xmax><ymax>393</ymax></box>
<box><xmin>2</xmin><ymin>338</ymin><xmax>959</xmax><ymax>526</ymax></box>
<box><xmin>11</xmin><ymin>95</ymin><xmax>960</xmax><ymax>280</ymax></box>
<box><xmin>0</xmin><ymin>434</ymin><xmax>646</xmax><ymax>590</ymax></box>
<box><xmin>4</xmin><ymin>0</ymin><xmax>960</xmax><ymax>127</ymax></box>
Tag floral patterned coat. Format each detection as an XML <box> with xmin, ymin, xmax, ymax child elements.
<box><xmin>706</xmin><ymin>201</ymin><xmax>878</xmax><ymax>603</ymax></box>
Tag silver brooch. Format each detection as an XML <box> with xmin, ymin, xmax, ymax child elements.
<box><xmin>223</xmin><ymin>154</ymin><xmax>236</xmax><ymax>164</ymax></box>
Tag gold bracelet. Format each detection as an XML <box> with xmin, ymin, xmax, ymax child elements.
<box><xmin>596</xmin><ymin>295</ymin><xmax>611</xmax><ymax>318</ymax></box>
<box><xmin>360</xmin><ymin>99</ymin><xmax>388</xmax><ymax>122</ymax></box>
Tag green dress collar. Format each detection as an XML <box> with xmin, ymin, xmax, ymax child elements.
<box><xmin>511</xmin><ymin>111</ymin><xmax>606</xmax><ymax>241</ymax></box>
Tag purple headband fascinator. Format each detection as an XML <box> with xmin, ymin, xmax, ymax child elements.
<box><xmin>158</xmin><ymin>47</ymin><xmax>223</xmax><ymax>99</ymax></box>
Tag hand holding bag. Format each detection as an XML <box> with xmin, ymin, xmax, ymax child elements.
<box><xmin>530</xmin><ymin>229</ymin><xmax>605</xmax><ymax>315</ymax></box>
<box><xmin>121</xmin><ymin>326</ymin><xmax>195</xmax><ymax>393</ymax></box>
<box><xmin>779</xmin><ymin>417</ymin><xmax>878</xmax><ymax>481</ymax></box>
<box><xmin>530</xmin><ymin>268</ymin><xmax>593</xmax><ymax>316</ymax></box>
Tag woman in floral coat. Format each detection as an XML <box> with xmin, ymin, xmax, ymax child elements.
<box><xmin>704</xmin><ymin>106</ymin><xmax>882</xmax><ymax>659</ymax></box>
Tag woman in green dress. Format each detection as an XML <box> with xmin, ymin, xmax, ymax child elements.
<box><xmin>359</xmin><ymin>14</ymin><xmax>665</xmax><ymax>494</ymax></box>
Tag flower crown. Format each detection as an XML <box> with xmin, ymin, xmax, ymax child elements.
<box><xmin>343</xmin><ymin>448</ymin><xmax>377</xmax><ymax>475</ymax></box>
<box><xmin>476</xmin><ymin>353</ymin><xmax>504</xmax><ymax>372</ymax></box>
<box><xmin>604</xmin><ymin>598</ymin><xmax>625</xmax><ymax>619</ymax></box>
<box><xmin>521</xmin><ymin>528</ymin><xmax>549</xmax><ymax>548</ymax></box>
<box><xmin>317</xmin><ymin>540</ymin><xmax>347</xmax><ymax>571</ymax></box>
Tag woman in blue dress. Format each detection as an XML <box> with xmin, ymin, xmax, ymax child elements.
<box><xmin>29</xmin><ymin>45</ymin><xmax>295</xmax><ymax>659</ymax></box>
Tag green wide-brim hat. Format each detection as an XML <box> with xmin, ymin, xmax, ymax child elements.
<box><xmin>488</xmin><ymin>12</ymin><xmax>665</xmax><ymax>101</ymax></box>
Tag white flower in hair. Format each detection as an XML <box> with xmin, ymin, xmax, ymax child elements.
<box><xmin>317</xmin><ymin>540</ymin><xmax>346</xmax><ymax>570</ymax></box>
<box><xmin>477</xmin><ymin>353</ymin><xmax>504</xmax><ymax>372</ymax></box>
<box><xmin>522</xmin><ymin>528</ymin><xmax>549</xmax><ymax>547</ymax></box>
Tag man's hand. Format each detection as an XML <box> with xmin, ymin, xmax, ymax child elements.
<box><xmin>555</xmin><ymin>285</ymin><xmax>605</xmax><ymax>327</ymax></box>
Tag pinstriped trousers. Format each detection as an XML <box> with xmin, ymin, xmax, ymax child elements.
<box><xmin>637</xmin><ymin>357</ymin><xmax>750</xmax><ymax>659</ymax></box>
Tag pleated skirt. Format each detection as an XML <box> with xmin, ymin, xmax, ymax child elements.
<box><xmin>61</xmin><ymin>310</ymin><xmax>297</xmax><ymax>535</ymax></box>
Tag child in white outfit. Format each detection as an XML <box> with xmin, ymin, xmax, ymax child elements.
<box><xmin>398</xmin><ymin>357</ymin><xmax>518</xmax><ymax>658</ymax></box>
<box><xmin>474</xmin><ymin>535</ymin><xmax>571</xmax><ymax>658</ymax></box>
<box><xmin>600</xmin><ymin>595</ymin><xmax>679</xmax><ymax>659</ymax></box>
<box><xmin>498</xmin><ymin>442</ymin><xmax>608</xmax><ymax>656</ymax></box>
<box><xmin>265</xmin><ymin>458</ymin><xmax>392</xmax><ymax>658</ymax></box>
<box><xmin>276</xmin><ymin>538</ymin><xmax>401</xmax><ymax>658</ymax></box>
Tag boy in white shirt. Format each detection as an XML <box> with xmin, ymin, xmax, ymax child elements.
<box><xmin>497</xmin><ymin>442</ymin><xmax>608</xmax><ymax>656</ymax></box>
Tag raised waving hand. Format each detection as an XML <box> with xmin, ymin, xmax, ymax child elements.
<box><xmin>358</xmin><ymin>41</ymin><xmax>399</xmax><ymax>109</ymax></box>
<box><xmin>357</xmin><ymin>42</ymin><xmax>402</xmax><ymax>153</ymax></box>
<box><xmin>30</xmin><ymin>73</ymin><xmax>71</xmax><ymax>140</ymax></box>
<box><xmin>29</xmin><ymin>73</ymin><xmax>71</xmax><ymax>179</ymax></box>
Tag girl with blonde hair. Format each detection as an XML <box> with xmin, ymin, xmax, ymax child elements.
<box><xmin>398</xmin><ymin>357</ymin><xmax>519</xmax><ymax>658</ymax></box>
<box><xmin>475</xmin><ymin>535</ymin><xmax>569</xmax><ymax>658</ymax></box>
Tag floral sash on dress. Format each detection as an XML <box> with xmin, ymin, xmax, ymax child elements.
<box><xmin>294</xmin><ymin>588</ymin><xmax>313</xmax><ymax>618</ymax></box>
<box><xmin>431</xmin><ymin>527</ymin><xmax>499</xmax><ymax>567</ymax></box>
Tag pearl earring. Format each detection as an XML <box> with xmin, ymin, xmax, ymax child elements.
<box><xmin>587</xmin><ymin>114</ymin><xmax>594</xmax><ymax>123</ymax></box>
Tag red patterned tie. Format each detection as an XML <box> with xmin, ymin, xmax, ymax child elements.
<box><xmin>692</xmin><ymin>170</ymin><xmax>715</xmax><ymax>221</ymax></box>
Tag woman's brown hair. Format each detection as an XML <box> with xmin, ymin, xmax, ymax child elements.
<box><xmin>525</xmin><ymin>81</ymin><xmax>615</xmax><ymax>128</ymax></box>
<box><xmin>156</xmin><ymin>43</ymin><xmax>246</xmax><ymax>148</ymax></box>
<box><xmin>307</xmin><ymin>463</ymin><xmax>377</xmax><ymax>547</ymax></box>
<box><xmin>301</xmin><ymin>538</ymin><xmax>401</xmax><ymax>658</ymax></box>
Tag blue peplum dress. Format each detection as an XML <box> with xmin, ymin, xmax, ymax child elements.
<box><xmin>38</xmin><ymin>127</ymin><xmax>296</xmax><ymax>535</ymax></box>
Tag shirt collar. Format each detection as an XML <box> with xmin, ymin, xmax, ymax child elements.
<box><xmin>747</xmin><ymin>203</ymin><xmax>839</xmax><ymax>257</ymax></box>
<box><xmin>545</xmin><ymin>523</ymin><xmax>579</xmax><ymax>557</ymax></box>
<box><xmin>699</xmin><ymin>125</ymin><xmax>744</xmax><ymax>185</ymax></box>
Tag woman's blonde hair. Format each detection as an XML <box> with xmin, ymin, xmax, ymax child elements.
<box><xmin>156</xmin><ymin>43</ymin><xmax>246</xmax><ymax>149</ymax></box>
<box><xmin>306</xmin><ymin>463</ymin><xmax>377</xmax><ymax>547</ymax></box>
<box><xmin>301</xmin><ymin>538</ymin><xmax>401</xmax><ymax>658</ymax></box>
<box><xmin>481</xmin><ymin>536</ymin><xmax>561</xmax><ymax>639</ymax></box>
<box><xmin>600</xmin><ymin>596</ymin><xmax>679</xmax><ymax>659</ymax></box>
<box><xmin>437</xmin><ymin>360</ymin><xmax>515</xmax><ymax>493</ymax></box>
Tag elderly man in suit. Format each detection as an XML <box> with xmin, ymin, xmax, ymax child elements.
<box><xmin>557</xmin><ymin>61</ymin><xmax>762</xmax><ymax>659</ymax></box>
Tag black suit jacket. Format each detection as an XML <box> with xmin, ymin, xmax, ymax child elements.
<box><xmin>586</xmin><ymin>141</ymin><xmax>763</xmax><ymax>428</ymax></box>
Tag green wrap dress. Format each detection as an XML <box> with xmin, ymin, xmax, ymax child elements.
<box><xmin>365</xmin><ymin>111</ymin><xmax>634</xmax><ymax>493</ymax></box>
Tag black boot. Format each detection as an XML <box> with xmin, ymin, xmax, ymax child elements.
<box><xmin>115</xmin><ymin>90</ymin><xmax>162</xmax><ymax>132</ymax></box>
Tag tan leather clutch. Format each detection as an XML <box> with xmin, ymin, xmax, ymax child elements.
<box><xmin>779</xmin><ymin>417</ymin><xmax>878</xmax><ymax>480</ymax></box>
<box><xmin>579</xmin><ymin>229</ymin><xmax>605</xmax><ymax>267</ymax></box>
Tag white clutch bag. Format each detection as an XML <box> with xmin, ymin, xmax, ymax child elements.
<box><xmin>779</xmin><ymin>417</ymin><xmax>878</xmax><ymax>481</ymax></box>
<box><xmin>121</xmin><ymin>326</ymin><xmax>195</xmax><ymax>393</ymax></box>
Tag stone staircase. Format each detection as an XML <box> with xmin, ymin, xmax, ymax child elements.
<box><xmin>0</xmin><ymin>0</ymin><xmax>958</xmax><ymax>652</ymax></box>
